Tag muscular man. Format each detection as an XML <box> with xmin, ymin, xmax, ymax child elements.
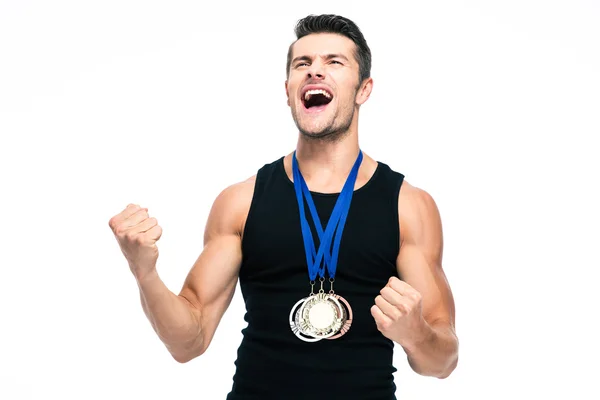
<box><xmin>109</xmin><ymin>14</ymin><xmax>458</xmax><ymax>399</ymax></box>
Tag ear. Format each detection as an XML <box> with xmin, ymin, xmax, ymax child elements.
<box><xmin>285</xmin><ymin>80</ymin><xmax>290</xmax><ymax>106</ymax></box>
<box><xmin>356</xmin><ymin>77</ymin><xmax>373</xmax><ymax>106</ymax></box>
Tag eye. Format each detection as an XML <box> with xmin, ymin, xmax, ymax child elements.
<box><xmin>296</xmin><ymin>62</ymin><xmax>309</xmax><ymax>68</ymax></box>
<box><xmin>331</xmin><ymin>60</ymin><xmax>343</xmax><ymax>65</ymax></box>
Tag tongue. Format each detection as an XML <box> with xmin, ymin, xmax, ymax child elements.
<box><xmin>309</xmin><ymin>94</ymin><xmax>331</xmax><ymax>107</ymax></box>
<box><xmin>304</xmin><ymin>94</ymin><xmax>331</xmax><ymax>112</ymax></box>
<box><xmin>304</xmin><ymin>103</ymin><xmax>328</xmax><ymax>113</ymax></box>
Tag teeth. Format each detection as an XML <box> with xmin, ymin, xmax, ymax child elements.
<box><xmin>304</xmin><ymin>89</ymin><xmax>332</xmax><ymax>101</ymax></box>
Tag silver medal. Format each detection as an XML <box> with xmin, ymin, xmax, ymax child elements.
<box><xmin>289</xmin><ymin>297</ymin><xmax>321</xmax><ymax>342</ymax></box>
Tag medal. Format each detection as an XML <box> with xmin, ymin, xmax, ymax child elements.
<box><xmin>326</xmin><ymin>293</ymin><xmax>353</xmax><ymax>340</ymax></box>
<box><xmin>289</xmin><ymin>297</ymin><xmax>321</xmax><ymax>342</ymax></box>
<box><xmin>289</xmin><ymin>150</ymin><xmax>363</xmax><ymax>341</ymax></box>
<box><xmin>298</xmin><ymin>292</ymin><xmax>343</xmax><ymax>338</ymax></box>
<box><xmin>296</xmin><ymin>276</ymin><xmax>346</xmax><ymax>339</ymax></box>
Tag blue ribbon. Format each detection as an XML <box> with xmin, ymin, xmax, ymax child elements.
<box><xmin>292</xmin><ymin>150</ymin><xmax>363</xmax><ymax>281</ymax></box>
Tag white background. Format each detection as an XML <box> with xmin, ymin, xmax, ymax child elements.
<box><xmin>1</xmin><ymin>0</ymin><xmax>599</xmax><ymax>399</ymax></box>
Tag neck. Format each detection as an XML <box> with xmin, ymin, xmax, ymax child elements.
<box><xmin>294</xmin><ymin>131</ymin><xmax>360</xmax><ymax>180</ymax></box>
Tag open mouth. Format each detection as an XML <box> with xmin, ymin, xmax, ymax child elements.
<box><xmin>302</xmin><ymin>89</ymin><xmax>333</xmax><ymax>111</ymax></box>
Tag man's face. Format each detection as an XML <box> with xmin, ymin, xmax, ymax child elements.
<box><xmin>286</xmin><ymin>33</ymin><xmax>369</xmax><ymax>140</ymax></box>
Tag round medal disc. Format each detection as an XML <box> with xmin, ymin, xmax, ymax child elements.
<box><xmin>289</xmin><ymin>297</ymin><xmax>321</xmax><ymax>342</ymax></box>
<box><xmin>326</xmin><ymin>294</ymin><xmax>353</xmax><ymax>339</ymax></box>
<box><xmin>298</xmin><ymin>293</ymin><xmax>343</xmax><ymax>339</ymax></box>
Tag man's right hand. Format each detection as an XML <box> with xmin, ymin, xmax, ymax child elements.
<box><xmin>108</xmin><ymin>203</ymin><xmax>163</xmax><ymax>280</ymax></box>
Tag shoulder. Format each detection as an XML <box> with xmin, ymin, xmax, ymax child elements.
<box><xmin>206</xmin><ymin>156</ymin><xmax>284</xmax><ymax>238</ymax></box>
<box><xmin>205</xmin><ymin>175</ymin><xmax>257</xmax><ymax>240</ymax></box>
<box><xmin>212</xmin><ymin>175</ymin><xmax>257</xmax><ymax>216</ymax></box>
<box><xmin>398</xmin><ymin>180</ymin><xmax>442</xmax><ymax>246</ymax></box>
<box><xmin>398</xmin><ymin>181</ymin><xmax>439</xmax><ymax>213</ymax></box>
<box><xmin>219</xmin><ymin>175</ymin><xmax>257</xmax><ymax>199</ymax></box>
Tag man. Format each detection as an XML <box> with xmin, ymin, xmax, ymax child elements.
<box><xmin>109</xmin><ymin>14</ymin><xmax>458</xmax><ymax>399</ymax></box>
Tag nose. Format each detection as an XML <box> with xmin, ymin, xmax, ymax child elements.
<box><xmin>307</xmin><ymin>61</ymin><xmax>325</xmax><ymax>79</ymax></box>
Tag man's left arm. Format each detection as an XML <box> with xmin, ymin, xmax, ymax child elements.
<box><xmin>370</xmin><ymin>182</ymin><xmax>459</xmax><ymax>379</ymax></box>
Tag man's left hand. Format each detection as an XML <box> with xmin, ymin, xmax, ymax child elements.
<box><xmin>370</xmin><ymin>276</ymin><xmax>430</xmax><ymax>347</ymax></box>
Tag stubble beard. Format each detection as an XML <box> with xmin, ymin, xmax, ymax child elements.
<box><xmin>294</xmin><ymin>104</ymin><xmax>355</xmax><ymax>144</ymax></box>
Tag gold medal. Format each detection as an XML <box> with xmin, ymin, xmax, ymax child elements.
<box><xmin>298</xmin><ymin>292</ymin><xmax>344</xmax><ymax>339</ymax></box>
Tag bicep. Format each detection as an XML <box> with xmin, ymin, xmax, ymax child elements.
<box><xmin>397</xmin><ymin>184</ymin><xmax>456</xmax><ymax>327</ymax></box>
<box><xmin>179</xmin><ymin>233</ymin><xmax>242</xmax><ymax>344</ymax></box>
<box><xmin>177</xmin><ymin>178</ymin><xmax>254</xmax><ymax>345</ymax></box>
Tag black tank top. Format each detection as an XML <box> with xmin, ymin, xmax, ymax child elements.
<box><xmin>226</xmin><ymin>156</ymin><xmax>405</xmax><ymax>400</ymax></box>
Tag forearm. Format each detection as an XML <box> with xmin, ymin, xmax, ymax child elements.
<box><xmin>402</xmin><ymin>321</ymin><xmax>458</xmax><ymax>379</ymax></box>
<box><xmin>136</xmin><ymin>269</ymin><xmax>203</xmax><ymax>362</ymax></box>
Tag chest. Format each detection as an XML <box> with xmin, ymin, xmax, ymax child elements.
<box><xmin>241</xmin><ymin>191</ymin><xmax>400</xmax><ymax>284</ymax></box>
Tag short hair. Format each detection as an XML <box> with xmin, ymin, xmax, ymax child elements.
<box><xmin>286</xmin><ymin>14</ymin><xmax>372</xmax><ymax>84</ymax></box>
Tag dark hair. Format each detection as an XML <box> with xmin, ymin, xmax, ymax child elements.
<box><xmin>286</xmin><ymin>14</ymin><xmax>372</xmax><ymax>84</ymax></box>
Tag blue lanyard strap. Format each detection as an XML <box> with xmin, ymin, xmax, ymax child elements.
<box><xmin>292</xmin><ymin>151</ymin><xmax>363</xmax><ymax>281</ymax></box>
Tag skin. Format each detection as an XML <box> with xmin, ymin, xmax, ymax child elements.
<box><xmin>108</xmin><ymin>32</ymin><xmax>458</xmax><ymax>378</ymax></box>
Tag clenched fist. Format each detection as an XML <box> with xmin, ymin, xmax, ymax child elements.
<box><xmin>371</xmin><ymin>277</ymin><xmax>428</xmax><ymax>347</ymax></box>
<box><xmin>108</xmin><ymin>203</ymin><xmax>163</xmax><ymax>279</ymax></box>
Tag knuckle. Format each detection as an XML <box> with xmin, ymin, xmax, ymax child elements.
<box><xmin>124</xmin><ymin>231</ymin><xmax>137</xmax><ymax>242</ymax></box>
<box><xmin>134</xmin><ymin>234</ymin><xmax>146</xmax><ymax>245</ymax></box>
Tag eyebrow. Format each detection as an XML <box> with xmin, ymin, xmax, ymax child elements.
<box><xmin>291</xmin><ymin>53</ymin><xmax>350</xmax><ymax>65</ymax></box>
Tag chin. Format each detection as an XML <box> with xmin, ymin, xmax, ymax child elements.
<box><xmin>297</xmin><ymin>119</ymin><xmax>330</xmax><ymax>136</ymax></box>
<box><xmin>299</xmin><ymin>126</ymin><xmax>345</xmax><ymax>142</ymax></box>
<box><xmin>296</xmin><ymin>113</ymin><xmax>333</xmax><ymax>132</ymax></box>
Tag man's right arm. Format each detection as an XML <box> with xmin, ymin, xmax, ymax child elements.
<box><xmin>130</xmin><ymin>177</ymin><xmax>255</xmax><ymax>363</ymax></box>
